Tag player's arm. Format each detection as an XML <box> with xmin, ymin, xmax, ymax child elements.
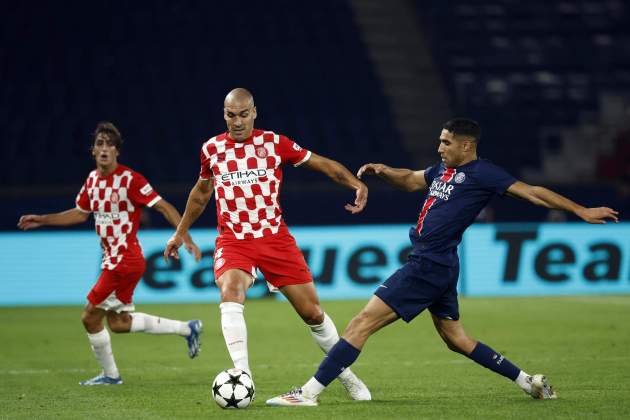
<box><xmin>164</xmin><ymin>177</ymin><xmax>214</xmax><ymax>260</ymax></box>
<box><xmin>17</xmin><ymin>208</ymin><xmax>90</xmax><ymax>230</ymax></box>
<box><xmin>152</xmin><ymin>198</ymin><xmax>201</xmax><ymax>261</ymax></box>
<box><xmin>506</xmin><ymin>181</ymin><xmax>619</xmax><ymax>224</ymax></box>
<box><xmin>357</xmin><ymin>163</ymin><xmax>427</xmax><ymax>192</ymax></box>
<box><xmin>302</xmin><ymin>152</ymin><xmax>367</xmax><ymax>214</ymax></box>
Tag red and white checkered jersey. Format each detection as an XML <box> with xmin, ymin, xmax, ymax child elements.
<box><xmin>200</xmin><ymin>129</ymin><xmax>311</xmax><ymax>240</ymax></box>
<box><xmin>75</xmin><ymin>164</ymin><xmax>162</xmax><ymax>270</ymax></box>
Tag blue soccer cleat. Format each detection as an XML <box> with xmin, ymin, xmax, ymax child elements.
<box><xmin>186</xmin><ymin>320</ymin><xmax>203</xmax><ymax>358</ymax></box>
<box><xmin>79</xmin><ymin>374</ymin><xmax>123</xmax><ymax>385</ymax></box>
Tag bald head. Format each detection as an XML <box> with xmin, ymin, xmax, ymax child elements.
<box><xmin>223</xmin><ymin>88</ymin><xmax>257</xmax><ymax>141</ymax></box>
<box><xmin>224</xmin><ymin>88</ymin><xmax>254</xmax><ymax>108</ymax></box>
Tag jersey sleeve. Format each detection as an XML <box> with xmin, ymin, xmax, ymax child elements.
<box><xmin>277</xmin><ymin>135</ymin><xmax>311</xmax><ymax>166</ymax></box>
<box><xmin>128</xmin><ymin>172</ymin><xmax>162</xmax><ymax>207</ymax></box>
<box><xmin>75</xmin><ymin>182</ymin><xmax>91</xmax><ymax>213</ymax></box>
<box><xmin>423</xmin><ymin>162</ymin><xmax>440</xmax><ymax>186</ymax></box>
<box><xmin>479</xmin><ymin>161</ymin><xmax>517</xmax><ymax>195</ymax></box>
<box><xmin>199</xmin><ymin>143</ymin><xmax>214</xmax><ymax>180</ymax></box>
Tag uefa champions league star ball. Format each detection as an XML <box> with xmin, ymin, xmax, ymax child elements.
<box><xmin>211</xmin><ymin>368</ymin><xmax>255</xmax><ymax>409</ymax></box>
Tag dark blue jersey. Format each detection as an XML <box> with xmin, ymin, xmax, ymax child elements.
<box><xmin>409</xmin><ymin>158</ymin><xmax>516</xmax><ymax>266</ymax></box>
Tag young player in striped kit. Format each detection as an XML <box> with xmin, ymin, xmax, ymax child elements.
<box><xmin>18</xmin><ymin>122</ymin><xmax>204</xmax><ymax>385</ymax></box>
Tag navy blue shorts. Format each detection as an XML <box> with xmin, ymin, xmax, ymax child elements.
<box><xmin>374</xmin><ymin>257</ymin><xmax>460</xmax><ymax>323</ymax></box>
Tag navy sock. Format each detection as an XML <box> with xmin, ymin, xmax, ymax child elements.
<box><xmin>468</xmin><ymin>342</ymin><xmax>520</xmax><ymax>381</ymax></box>
<box><xmin>314</xmin><ymin>338</ymin><xmax>361</xmax><ymax>386</ymax></box>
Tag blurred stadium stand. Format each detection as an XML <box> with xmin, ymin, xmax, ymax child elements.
<box><xmin>415</xmin><ymin>0</ymin><xmax>629</xmax><ymax>216</ymax></box>
<box><xmin>1</xmin><ymin>0</ymin><xmax>628</xmax><ymax>230</ymax></box>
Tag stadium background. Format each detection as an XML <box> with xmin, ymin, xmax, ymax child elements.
<box><xmin>1</xmin><ymin>0</ymin><xmax>628</xmax><ymax>303</ymax></box>
<box><xmin>1</xmin><ymin>2</ymin><xmax>630</xmax><ymax>418</ymax></box>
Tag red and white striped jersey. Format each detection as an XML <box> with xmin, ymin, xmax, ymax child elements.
<box><xmin>75</xmin><ymin>164</ymin><xmax>161</xmax><ymax>270</ymax></box>
<box><xmin>199</xmin><ymin>129</ymin><xmax>311</xmax><ymax>240</ymax></box>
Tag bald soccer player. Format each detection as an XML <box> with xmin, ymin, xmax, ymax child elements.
<box><xmin>164</xmin><ymin>88</ymin><xmax>371</xmax><ymax>400</ymax></box>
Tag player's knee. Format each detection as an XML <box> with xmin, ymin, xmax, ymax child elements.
<box><xmin>220</xmin><ymin>283</ymin><xmax>246</xmax><ymax>303</ymax></box>
<box><xmin>108</xmin><ymin>321</ymin><xmax>126</xmax><ymax>333</ymax></box>
<box><xmin>301</xmin><ymin>308</ymin><xmax>324</xmax><ymax>325</ymax></box>
<box><xmin>81</xmin><ymin>309</ymin><xmax>103</xmax><ymax>332</ymax></box>
<box><xmin>107</xmin><ymin>313</ymin><xmax>130</xmax><ymax>333</ymax></box>
<box><xmin>80</xmin><ymin>311</ymin><xmax>92</xmax><ymax>328</ymax></box>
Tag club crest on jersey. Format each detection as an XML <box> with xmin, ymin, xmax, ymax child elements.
<box><xmin>256</xmin><ymin>147</ymin><xmax>268</xmax><ymax>158</ymax></box>
<box><xmin>110</xmin><ymin>191</ymin><xmax>120</xmax><ymax>203</ymax></box>
<box><xmin>454</xmin><ymin>172</ymin><xmax>466</xmax><ymax>184</ymax></box>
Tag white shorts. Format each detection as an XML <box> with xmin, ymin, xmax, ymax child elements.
<box><xmin>95</xmin><ymin>292</ymin><xmax>135</xmax><ymax>313</ymax></box>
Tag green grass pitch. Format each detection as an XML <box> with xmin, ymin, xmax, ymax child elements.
<box><xmin>1</xmin><ymin>296</ymin><xmax>629</xmax><ymax>419</ymax></box>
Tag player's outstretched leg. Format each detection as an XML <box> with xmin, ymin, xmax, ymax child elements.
<box><xmin>281</xmin><ymin>283</ymin><xmax>371</xmax><ymax>400</ymax></box>
<box><xmin>267</xmin><ymin>296</ymin><xmax>399</xmax><ymax>406</ymax></box>
<box><xmin>266</xmin><ymin>338</ymin><xmax>360</xmax><ymax>407</ymax></box>
<box><xmin>109</xmin><ymin>312</ymin><xmax>203</xmax><ymax>358</ymax></box>
<box><xmin>431</xmin><ymin>315</ymin><xmax>557</xmax><ymax>399</ymax></box>
<box><xmin>307</xmin><ymin>312</ymin><xmax>371</xmax><ymax>400</ymax></box>
<box><xmin>80</xmin><ymin>305</ymin><xmax>122</xmax><ymax>385</ymax></box>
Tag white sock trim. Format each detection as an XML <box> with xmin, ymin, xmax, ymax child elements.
<box><xmin>220</xmin><ymin>302</ymin><xmax>245</xmax><ymax>313</ymax></box>
<box><xmin>303</xmin><ymin>377</ymin><xmax>326</xmax><ymax>398</ymax></box>
<box><xmin>87</xmin><ymin>328</ymin><xmax>110</xmax><ymax>345</ymax></box>
<box><xmin>308</xmin><ymin>312</ymin><xmax>340</xmax><ymax>354</ymax></box>
<box><xmin>515</xmin><ymin>370</ymin><xmax>531</xmax><ymax>392</ymax></box>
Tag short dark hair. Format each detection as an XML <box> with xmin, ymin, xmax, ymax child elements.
<box><xmin>93</xmin><ymin>121</ymin><xmax>123</xmax><ymax>149</ymax></box>
<box><xmin>443</xmin><ymin>118</ymin><xmax>481</xmax><ymax>142</ymax></box>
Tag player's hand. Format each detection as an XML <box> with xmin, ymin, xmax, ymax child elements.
<box><xmin>576</xmin><ymin>207</ymin><xmax>619</xmax><ymax>224</ymax></box>
<box><xmin>357</xmin><ymin>163</ymin><xmax>388</xmax><ymax>179</ymax></box>
<box><xmin>17</xmin><ymin>215</ymin><xmax>43</xmax><ymax>230</ymax></box>
<box><xmin>164</xmin><ymin>233</ymin><xmax>185</xmax><ymax>261</ymax></box>
<box><xmin>184</xmin><ymin>240</ymin><xmax>202</xmax><ymax>262</ymax></box>
<box><xmin>345</xmin><ymin>183</ymin><xmax>368</xmax><ymax>214</ymax></box>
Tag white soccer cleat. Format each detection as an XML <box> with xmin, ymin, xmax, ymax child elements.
<box><xmin>338</xmin><ymin>369</ymin><xmax>372</xmax><ymax>401</ymax></box>
<box><xmin>265</xmin><ymin>388</ymin><xmax>318</xmax><ymax>407</ymax></box>
<box><xmin>527</xmin><ymin>374</ymin><xmax>557</xmax><ymax>399</ymax></box>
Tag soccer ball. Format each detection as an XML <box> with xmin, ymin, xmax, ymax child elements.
<box><xmin>211</xmin><ymin>368</ymin><xmax>255</xmax><ymax>409</ymax></box>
